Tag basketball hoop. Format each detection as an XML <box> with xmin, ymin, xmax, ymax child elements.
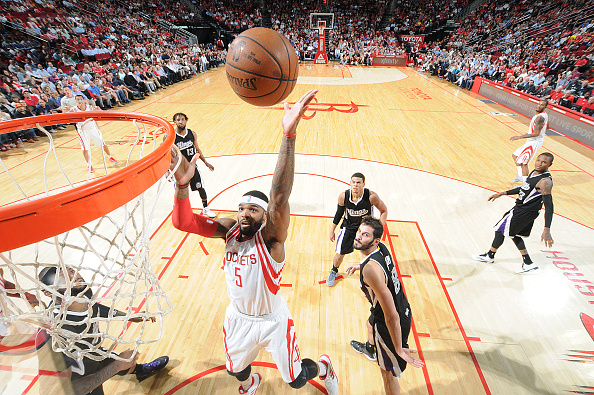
<box><xmin>0</xmin><ymin>112</ymin><xmax>175</xmax><ymax>362</ymax></box>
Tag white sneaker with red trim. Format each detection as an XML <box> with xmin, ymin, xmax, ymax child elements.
<box><xmin>238</xmin><ymin>373</ymin><xmax>261</xmax><ymax>395</ymax></box>
<box><xmin>319</xmin><ymin>354</ymin><xmax>338</xmax><ymax>395</ymax></box>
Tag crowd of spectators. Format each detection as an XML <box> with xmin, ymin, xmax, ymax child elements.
<box><xmin>415</xmin><ymin>0</ymin><xmax>593</xmax><ymax>117</ymax></box>
<box><xmin>0</xmin><ymin>0</ymin><xmax>228</xmax><ymax>152</ymax></box>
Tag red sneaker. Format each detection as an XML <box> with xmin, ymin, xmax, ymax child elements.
<box><xmin>109</xmin><ymin>157</ymin><xmax>118</xmax><ymax>163</ymax></box>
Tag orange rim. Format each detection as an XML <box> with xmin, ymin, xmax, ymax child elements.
<box><xmin>0</xmin><ymin>112</ymin><xmax>175</xmax><ymax>253</ymax></box>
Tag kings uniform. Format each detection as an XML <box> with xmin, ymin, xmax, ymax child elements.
<box><xmin>494</xmin><ymin>170</ymin><xmax>552</xmax><ymax>237</ymax></box>
<box><xmin>174</xmin><ymin>129</ymin><xmax>204</xmax><ymax>191</ymax></box>
<box><xmin>360</xmin><ymin>242</ymin><xmax>411</xmax><ymax>377</ymax></box>
<box><xmin>336</xmin><ymin>188</ymin><xmax>373</xmax><ymax>255</ymax></box>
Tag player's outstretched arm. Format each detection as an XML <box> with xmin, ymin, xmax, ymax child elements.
<box><xmin>191</xmin><ymin>130</ymin><xmax>214</xmax><ymax>171</ymax></box>
<box><xmin>510</xmin><ymin>114</ymin><xmax>545</xmax><ymax>141</ymax></box>
<box><xmin>363</xmin><ymin>261</ymin><xmax>424</xmax><ymax>369</ymax></box>
<box><xmin>171</xmin><ymin>148</ymin><xmax>235</xmax><ymax>238</ymax></box>
<box><xmin>538</xmin><ymin>177</ymin><xmax>554</xmax><ymax>247</ymax></box>
<box><xmin>263</xmin><ymin>90</ymin><xmax>318</xmax><ymax>253</ymax></box>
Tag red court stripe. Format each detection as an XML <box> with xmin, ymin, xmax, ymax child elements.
<box><xmin>467</xmin><ymin>337</ymin><xmax>482</xmax><ymax>342</ymax></box>
<box><xmin>178</xmin><ymin>275</ymin><xmax>189</xmax><ymax>279</ymax></box>
<box><xmin>21</xmin><ymin>374</ymin><xmax>39</xmax><ymax>395</ymax></box>
<box><xmin>417</xmin><ymin>333</ymin><xmax>431</xmax><ymax>337</ymax></box>
<box><xmin>280</xmin><ymin>283</ymin><xmax>293</xmax><ymax>287</ymax></box>
<box><xmin>441</xmin><ymin>277</ymin><xmax>453</xmax><ymax>281</ymax></box>
<box><xmin>318</xmin><ymin>275</ymin><xmax>343</xmax><ymax>284</ymax></box>
<box><xmin>414</xmin><ymin>222</ymin><xmax>492</xmax><ymax>395</ymax></box>
<box><xmin>385</xmin><ymin>226</ymin><xmax>433</xmax><ymax>395</ymax></box>
<box><xmin>400</xmin><ymin>274</ymin><xmax>412</xmax><ymax>278</ymax></box>
<box><xmin>199</xmin><ymin>241</ymin><xmax>209</xmax><ymax>255</ymax></box>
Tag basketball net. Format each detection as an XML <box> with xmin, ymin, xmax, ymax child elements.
<box><xmin>315</xmin><ymin>21</ymin><xmax>328</xmax><ymax>64</ymax></box>
<box><xmin>0</xmin><ymin>116</ymin><xmax>173</xmax><ymax>362</ymax></box>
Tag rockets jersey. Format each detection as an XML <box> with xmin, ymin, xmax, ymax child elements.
<box><xmin>224</xmin><ymin>223</ymin><xmax>285</xmax><ymax>316</ymax></box>
<box><xmin>515</xmin><ymin>170</ymin><xmax>552</xmax><ymax>213</ymax></box>
<box><xmin>174</xmin><ymin>128</ymin><xmax>197</xmax><ymax>162</ymax></box>
<box><xmin>342</xmin><ymin>188</ymin><xmax>373</xmax><ymax>230</ymax></box>
<box><xmin>360</xmin><ymin>242</ymin><xmax>410</xmax><ymax>323</ymax></box>
<box><xmin>527</xmin><ymin>112</ymin><xmax>548</xmax><ymax>143</ymax></box>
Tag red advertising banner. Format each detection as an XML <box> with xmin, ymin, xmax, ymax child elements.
<box><xmin>399</xmin><ymin>35</ymin><xmax>425</xmax><ymax>43</ymax></box>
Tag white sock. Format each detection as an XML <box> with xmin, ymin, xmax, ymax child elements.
<box><xmin>517</xmin><ymin>166</ymin><xmax>523</xmax><ymax>177</ymax></box>
<box><xmin>240</xmin><ymin>375</ymin><xmax>252</xmax><ymax>391</ymax></box>
<box><xmin>317</xmin><ymin>361</ymin><xmax>327</xmax><ymax>378</ymax></box>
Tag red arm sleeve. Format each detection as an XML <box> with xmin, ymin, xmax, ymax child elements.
<box><xmin>172</xmin><ymin>197</ymin><xmax>218</xmax><ymax>237</ymax></box>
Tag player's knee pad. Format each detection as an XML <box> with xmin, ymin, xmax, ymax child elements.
<box><xmin>289</xmin><ymin>359</ymin><xmax>318</xmax><ymax>389</ymax></box>
<box><xmin>227</xmin><ymin>365</ymin><xmax>251</xmax><ymax>382</ymax></box>
<box><xmin>512</xmin><ymin>236</ymin><xmax>526</xmax><ymax>250</ymax></box>
<box><xmin>492</xmin><ymin>231</ymin><xmax>505</xmax><ymax>249</ymax></box>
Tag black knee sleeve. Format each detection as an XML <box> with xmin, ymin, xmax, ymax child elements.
<box><xmin>198</xmin><ymin>187</ymin><xmax>207</xmax><ymax>202</ymax></box>
<box><xmin>512</xmin><ymin>236</ymin><xmax>526</xmax><ymax>251</ymax></box>
<box><xmin>491</xmin><ymin>231</ymin><xmax>505</xmax><ymax>249</ymax></box>
<box><xmin>289</xmin><ymin>358</ymin><xmax>318</xmax><ymax>389</ymax></box>
<box><xmin>228</xmin><ymin>365</ymin><xmax>251</xmax><ymax>382</ymax></box>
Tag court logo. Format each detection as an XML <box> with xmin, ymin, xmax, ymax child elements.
<box><xmin>271</xmin><ymin>97</ymin><xmax>369</xmax><ymax>120</ymax></box>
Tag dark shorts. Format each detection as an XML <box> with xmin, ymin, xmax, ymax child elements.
<box><xmin>370</xmin><ymin>308</ymin><xmax>411</xmax><ymax>377</ymax></box>
<box><xmin>335</xmin><ymin>227</ymin><xmax>357</xmax><ymax>255</ymax></box>
<box><xmin>494</xmin><ymin>208</ymin><xmax>539</xmax><ymax>238</ymax></box>
<box><xmin>190</xmin><ymin>167</ymin><xmax>204</xmax><ymax>191</ymax></box>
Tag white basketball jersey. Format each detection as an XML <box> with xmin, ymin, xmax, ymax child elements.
<box><xmin>527</xmin><ymin>112</ymin><xmax>548</xmax><ymax>142</ymax></box>
<box><xmin>224</xmin><ymin>223</ymin><xmax>285</xmax><ymax>316</ymax></box>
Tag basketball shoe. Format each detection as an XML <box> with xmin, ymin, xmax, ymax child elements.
<box><xmin>511</xmin><ymin>176</ymin><xmax>526</xmax><ymax>183</ymax></box>
<box><xmin>326</xmin><ymin>270</ymin><xmax>337</xmax><ymax>287</ymax></box>
<box><xmin>136</xmin><ymin>356</ymin><xmax>169</xmax><ymax>382</ymax></box>
<box><xmin>319</xmin><ymin>355</ymin><xmax>338</xmax><ymax>395</ymax></box>
<box><xmin>239</xmin><ymin>373</ymin><xmax>261</xmax><ymax>395</ymax></box>
<box><xmin>350</xmin><ymin>340</ymin><xmax>377</xmax><ymax>361</ymax></box>
<box><xmin>202</xmin><ymin>207</ymin><xmax>216</xmax><ymax>218</ymax></box>
<box><xmin>109</xmin><ymin>157</ymin><xmax>118</xmax><ymax>163</ymax></box>
<box><xmin>516</xmin><ymin>262</ymin><xmax>539</xmax><ymax>274</ymax></box>
<box><xmin>472</xmin><ymin>253</ymin><xmax>494</xmax><ymax>263</ymax></box>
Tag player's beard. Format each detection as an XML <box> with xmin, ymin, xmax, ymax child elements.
<box><xmin>239</xmin><ymin>217</ymin><xmax>264</xmax><ymax>238</ymax></box>
<box><xmin>354</xmin><ymin>239</ymin><xmax>374</xmax><ymax>251</ymax></box>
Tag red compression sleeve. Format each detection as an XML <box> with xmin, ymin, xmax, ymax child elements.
<box><xmin>172</xmin><ymin>197</ymin><xmax>218</xmax><ymax>237</ymax></box>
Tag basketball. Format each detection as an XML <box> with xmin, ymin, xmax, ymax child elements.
<box><xmin>225</xmin><ymin>27</ymin><xmax>299</xmax><ymax>107</ymax></box>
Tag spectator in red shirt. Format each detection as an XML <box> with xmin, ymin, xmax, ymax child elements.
<box><xmin>580</xmin><ymin>96</ymin><xmax>594</xmax><ymax>117</ymax></box>
<box><xmin>23</xmin><ymin>90</ymin><xmax>39</xmax><ymax>108</ymax></box>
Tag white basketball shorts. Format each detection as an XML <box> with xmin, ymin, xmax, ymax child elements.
<box><xmin>513</xmin><ymin>140</ymin><xmax>543</xmax><ymax>165</ymax></box>
<box><xmin>222</xmin><ymin>300</ymin><xmax>303</xmax><ymax>383</ymax></box>
<box><xmin>76</xmin><ymin>118</ymin><xmax>104</xmax><ymax>151</ymax></box>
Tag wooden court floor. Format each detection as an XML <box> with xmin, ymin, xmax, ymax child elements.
<box><xmin>1</xmin><ymin>64</ymin><xmax>593</xmax><ymax>394</ymax></box>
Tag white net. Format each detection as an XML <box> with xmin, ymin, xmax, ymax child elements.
<box><xmin>0</xmin><ymin>117</ymin><xmax>173</xmax><ymax>362</ymax></box>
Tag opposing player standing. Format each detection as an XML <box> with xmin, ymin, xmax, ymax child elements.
<box><xmin>171</xmin><ymin>89</ymin><xmax>338</xmax><ymax>395</ymax></box>
<box><xmin>346</xmin><ymin>218</ymin><xmax>424</xmax><ymax>395</ymax></box>
<box><xmin>511</xmin><ymin>99</ymin><xmax>549</xmax><ymax>182</ymax></box>
<box><xmin>172</xmin><ymin>112</ymin><xmax>216</xmax><ymax>218</ymax></box>
<box><xmin>473</xmin><ymin>152</ymin><xmax>555</xmax><ymax>274</ymax></box>
<box><xmin>327</xmin><ymin>173</ymin><xmax>387</xmax><ymax>286</ymax></box>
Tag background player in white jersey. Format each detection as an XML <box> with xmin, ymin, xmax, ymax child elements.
<box><xmin>346</xmin><ymin>218</ymin><xmax>424</xmax><ymax>395</ymax></box>
<box><xmin>510</xmin><ymin>99</ymin><xmax>549</xmax><ymax>182</ymax></box>
<box><xmin>171</xmin><ymin>89</ymin><xmax>338</xmax><ymax>395</ymax></box>
<box><xmin>171</xmin><ymin>112</ymin><xmax>216</xmax><ymax>218</ymax></box>
<box><xmin>473</xmin><ymin>152</ymin><xmax>555</xmax><ymax>274</ymax></box>
<box><xmin>69</xmin><ymin>94</ymin><xmax>117</xmax><ymax>172</ymax></box>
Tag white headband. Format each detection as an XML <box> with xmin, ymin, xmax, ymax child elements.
<box><xmin>239</xmin><ymin>195</ymin><xmax>268</xmax><ymax>211</ymax></box>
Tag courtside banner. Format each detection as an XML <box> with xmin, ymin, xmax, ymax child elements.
<box><xmin>399</xmin><ymin>35</ymin><xmax>425</xmax><ymax>43</ymax></box>
<box><xmin>473</xmin><ymin>78</ymin><xmax>594</xmax><ymax>149</ymax></box>
<box><xmin>371</xmin><ymin>54</ymin><xmax>408</xmax><ymax>66</ymax></box>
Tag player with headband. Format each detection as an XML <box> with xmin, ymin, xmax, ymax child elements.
<box><xmin>171</xmin><ymin>89</ymin><xmax>338</xmax><ymax>395</ymax></box>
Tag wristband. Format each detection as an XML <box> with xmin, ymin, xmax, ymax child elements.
<box><xmin>283</xmin><ymin>130</ymin><xmax>297</xmax><ymax>139</ymax></box>
<box><xmin>177</xmin><ymin>181</ymin><xmax>190</xmax><ymax>189</ymax></box>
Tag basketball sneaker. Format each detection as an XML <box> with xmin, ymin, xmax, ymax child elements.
<box><xmin>472</xmin><ymin>253</ymin><xmax>494</xmax><ymax>263</ymax></box>
<box><xmin>109</xmin><ymin>157</ymin><xmax>118</xmax><ymax>163</ymax></box>
<box><xmin>238</xmin><ymin>373</ymin><xmax>261</xmax><ymax>395</ymax></box>
<box><xmin>202</xmin><ymin>207</ymin><xmax>216</xmax><ymax>218</ymax></box>
<box><xmin>326</xmin><ymin>270</ymin><xmax>338</xmax><ymax>287</ymax></box>
<box><xmin>350</xmin><ymin>340</ymin><xmax>377</xmax><ymax>361</ymax></box>
<box><xmin>319</xmin><ymin>355</ymin><xmax>338</xmax><ymax>395</ymax></box>
<box><xmin>516</xmin><ymin>262</ymin><xmax>539</xmax><ymax>274</ymax></box>
<box><xmin>89</xmin><ymin>166</ymin><xmax>94</xmax><ymax>173</ymax></box>
<box><xmin>511</xmin><ymin>176</ymin><xmax>525</xmax><ymax>183</ymax></box>
<box><xmin>136</xmin><ymin>356</ymin><xmax>169</xmax><ymax>382</ymax></box>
